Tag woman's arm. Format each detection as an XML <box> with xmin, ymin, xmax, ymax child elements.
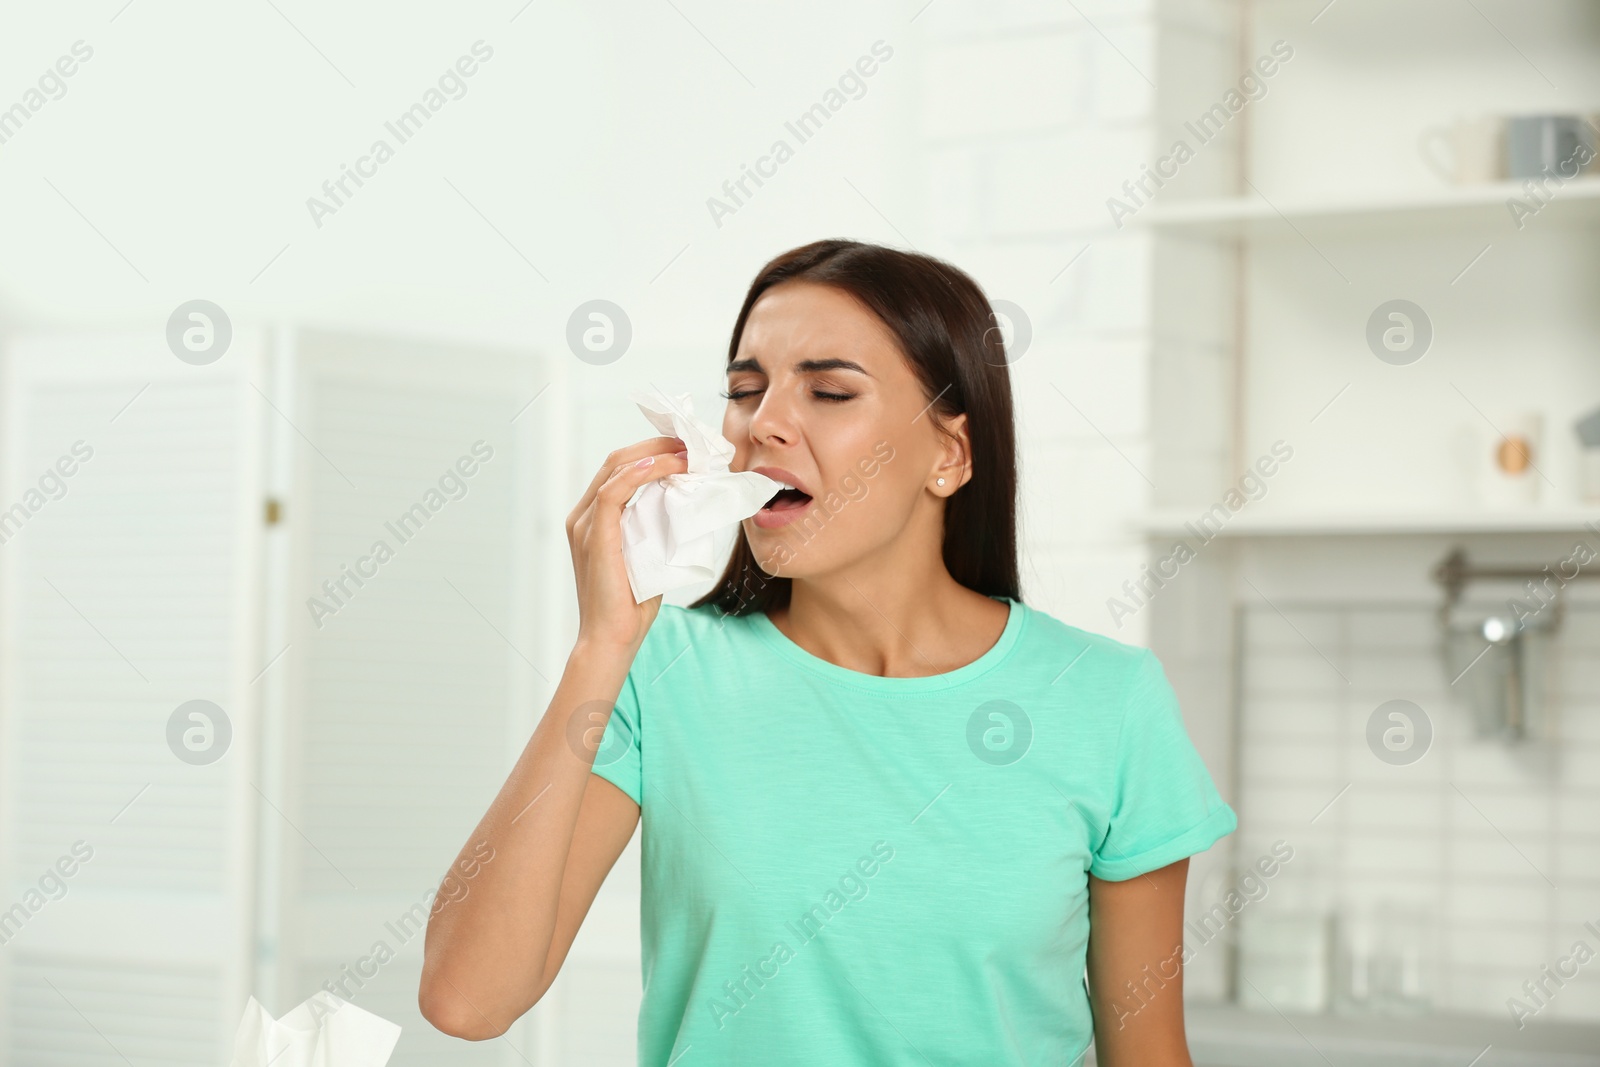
<box><xmin>418</xmin><ymin>436</ymin><xmax>686</xmax><ymax>1040</ymax></box>
<box><xmin>418</xmin><ymin>643</ymin><xmax>641</xmax><ymax>1039</ymax></box>
<box><xmin>1085</xmin><ymin>857</ymin><xmax>1194</xmax><ymax>1067</ymax></box>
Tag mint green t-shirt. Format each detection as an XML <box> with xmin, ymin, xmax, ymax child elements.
<box><xmin>590</xmin><ymin>594</ymin><xmax>1236</xmax><ymax>1066</ymax></box>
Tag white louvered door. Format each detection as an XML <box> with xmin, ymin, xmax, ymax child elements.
<box><xmin>0</xmin><ymin>328</ymin><xmax>268</xmax><ymax>1065</ymax></box>
<box><xmin>0</xmin><ymin>325</ymin><xmax>548</xmax><ymax>1065</ymax></box>
<box><xmin>260</xmin><ymin>329</ymin><xmax>544</xmax><ymax>1066</ymax></box>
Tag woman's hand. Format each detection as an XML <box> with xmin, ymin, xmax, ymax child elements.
<box><xmin>566</xmin><ymin>435</ymin><xmax>688</xmax><ymax>652</ymax></box>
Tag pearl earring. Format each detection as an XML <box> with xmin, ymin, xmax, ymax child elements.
<box><xmin>936</xmin><ymin>478</ymin><xmax>946</xmax><ymax>486</ymax></box>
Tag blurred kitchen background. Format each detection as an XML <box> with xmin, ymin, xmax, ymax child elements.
<box><xmin>1</xmin><ymin>0</ymin><xmax>1599</xmax><ymax>1064</ymax></box>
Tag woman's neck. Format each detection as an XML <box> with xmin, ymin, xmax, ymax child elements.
<box><xmin>767</xmin><ymin>575</ymin><xmax>1009</xmax><ymax>679</ymax></box>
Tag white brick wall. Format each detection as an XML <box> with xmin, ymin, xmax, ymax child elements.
<box><xmin>916</xmin><ymin>5</ymin><xmax>1165</xmax><ymax>639</ymax></box>
<box><xmin>917</xmin><ymin>0</ymin><xmax>1243</xmax><ymax>1014</ymax></box>
<box><xmin>1234</xmin><ymin>592</ymin><xmax>1600</xmax><ymax>1020</ymax></box>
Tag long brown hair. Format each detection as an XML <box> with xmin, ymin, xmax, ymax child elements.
<box><xmin>690</xmin><ymin>238</ymin><xmax>1020</xmax><ymax>616</ymax></box>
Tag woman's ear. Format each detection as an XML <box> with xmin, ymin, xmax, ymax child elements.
<box><xmin>933</xmin><ymin>412</ymin><xmax>972</xmax><ymax>493</ymax></box>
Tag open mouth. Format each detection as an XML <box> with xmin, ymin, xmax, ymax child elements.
<box><xmin>762</xmin><ymin>487</ymin><xmax>813</xmax><ymax>512</ymax></box>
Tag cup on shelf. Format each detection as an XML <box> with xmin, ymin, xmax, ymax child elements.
<box><xmin>1238</xmin><ymin>909</ymin><xmax>1333</xmax><ymax>1013</ymax></box>
<box><xmin>1582</xmin><ymin>448</ymin><xmax>1600</xmax><ymax>504</ymax></box>
<box><xmin>1418</xmin><ymin>115</ymin><xmax>1506</xmax><ymax>185</ymax></box>
<box><xmin>1332</xmin><ymin>899</ymin><xmax>1436</xmax><ymax>1016</ymax></box>
<box><xmin>1475</xmin><ymin>411</ymin><xmax>1544</xmax><ymax>508</ymax></box>
<box><xmin>1330</xmin><ymin>903</ymin><xmax>1373</xmax><ymax>1015</ymax></box>
<box><xmin>1575</xmin><ymin>405</ymin><xmax>1600</xmax><ymax>503</ymax></box>
<box><xmin>1237</xmin><ymin>868</ymin><xmax>1334</xmax><ymax>1016</ymax></box>
<box><xmin>1505</xmin><ymin>113</ymin><xmax>1598</xmax><ymax>180</ymax></box>
<box><xmin>1370</xmin><ymin>901</ymin><xmax>1435</xmax><ymax>1014</ymax></box>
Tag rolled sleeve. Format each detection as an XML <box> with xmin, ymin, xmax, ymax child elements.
<box><xmin>1089</xmin><ymin>649</ymin><xmax>1236</xmax><ymax>881</ymax></box>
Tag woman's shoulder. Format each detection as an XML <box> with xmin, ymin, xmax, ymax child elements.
<box><xmin>1014</xmin><ymin>600</ymin><xmax>1163</xmax><ymax>690</ymax></box>
<box><xmin>652</xmin><ymin>599</ymin><xmax>736</xmax><ymax>635</ymax></box>
<box><xmin>630</xmin><ymin>600</ymin><xmax>746</xmax><ymax>668</ymax></box>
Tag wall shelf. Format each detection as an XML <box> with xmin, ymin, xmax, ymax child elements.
<box><xmin>1137</xmin><ymin>506</ymin><xmax>1600</xmax><ymax>538</ymax></box>
<box><xmin>1135</xmin><ymin>178</ymin><xmax>1600</xmax><ymax>238</ymax></box>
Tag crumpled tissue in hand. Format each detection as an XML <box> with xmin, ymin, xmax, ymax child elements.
<box><xmin>227</xmin><ymin>991</ymin><xmax>401</xmax><ymax>1067</ymax></box>
<box><xmin>620</xmin><ymin>385</ymin><xmax>785</xmax><ymax>603</ymax></box>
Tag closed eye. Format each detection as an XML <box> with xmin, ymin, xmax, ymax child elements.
<box><xmin>721</xmin><ymin>388</ymin><xmax>854</xmax><ymax>403</ymax></box>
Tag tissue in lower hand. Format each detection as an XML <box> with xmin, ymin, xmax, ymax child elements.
<box><xmin>228</xmin><ymin>991</ymin><xmax>401</xmax><ymax>1067</ymax></box>
<box><xmin>620</xmin><ymin>386</ymin><xmax>784</xmax><ymax>603</ymax></box>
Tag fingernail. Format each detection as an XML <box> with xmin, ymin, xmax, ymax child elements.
<box><xmin>674</xmin><ymin>450</ymin><xmax>688</xmax><ymax>459</ymax></box>
<box><xmin>635</xmin><ymin>456</ymin><xmax>655</xmax><ymax>468</ymax></box>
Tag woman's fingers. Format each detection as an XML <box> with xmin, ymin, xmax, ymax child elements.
<box><xmin>569</xmin><ymin>436</ymin><xmax>685</xmax><ymax>528</ymax></box>
<box><xmin>569</xmin><ymin>447</ymin><xmax>689</xmax><ymax>550</ymax></box>
<box><xmin>593</xmin><ymin>447</ymin><xmax>688</xmax><ymax>512</ymax></box>
<box><xmin>586</xmin><ymin>435</ymin><xmax>684</xmax><ymax>498</ymax></box>
<box><xmin>568</xmin><ymin>444</ymin><xmax>689</xmax><ymax>651</ymax></box>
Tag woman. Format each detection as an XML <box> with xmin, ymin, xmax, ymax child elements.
<box><xmin>420</xmin><ymin>239</ymin><xmax>1237</xmax><ymax>1065</ymax></box>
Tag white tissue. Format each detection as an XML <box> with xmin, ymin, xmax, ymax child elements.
<box><xmin>227</xmin><ymin>991</ymin><xmax>401</xmax><ymax>1067</ymax></box>
<box><xmin>620</xmin><ymin>386</ymin><xmax>785</xmax><ymax>603</ymax></box>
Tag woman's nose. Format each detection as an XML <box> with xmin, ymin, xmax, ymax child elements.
<box><xmin>747</xmin><ymin>388</ymin><xmax>796</xmax><ymax>443</ymax></box>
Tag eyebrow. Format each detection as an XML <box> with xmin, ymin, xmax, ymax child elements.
<box><xmin>726</xmin><ymin>357</ymin><xmax>873</xmax><ymax>378</ymax></box>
